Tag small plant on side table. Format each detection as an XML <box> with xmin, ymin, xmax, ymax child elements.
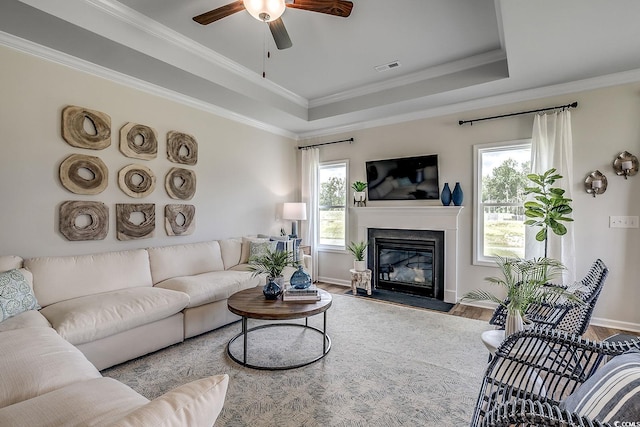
<box><xmin>347</xmin><ymin>240</ymin><xmax>368</xmax><ymax>271</ymax></box>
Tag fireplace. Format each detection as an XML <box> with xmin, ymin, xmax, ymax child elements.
<box><xmin>367</xmin><ymin>228</ymin><xmax>445</xmax><ymax>300</ymax></box>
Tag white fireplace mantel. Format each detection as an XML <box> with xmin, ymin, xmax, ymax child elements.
<box><xmin>351</xmin><ymin>206</ymin><xmax>463</xmax><ymax>303</ymax></box>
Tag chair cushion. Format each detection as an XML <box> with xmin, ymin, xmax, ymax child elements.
<box><xmin>0</xmin><ymin>269</ymin><xmax>40</xmax><ymax>322</ymax></box>
<box><xmin>0</xmin><ymin>327</ymin><xmax>101</xmax><ymax>408</ymax></box>
<box><xmin>155</xmin><ymin>271</ymin><xmax>259</xmax><ymax>308</ymax></box>
<box><xmin>561</xmin><ymin>349</ymin><xmax>640</xmax><ymax>423</ymax></box>
<box><xmin>39</xmin><ymin>287</ymin><xmax>189</xmax><ymax>345</ymax></box>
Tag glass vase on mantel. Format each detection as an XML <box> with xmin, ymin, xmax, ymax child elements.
<box><xmin>452</xmin><ymin>182</ymin><xmax>464</xmax><ymax>206</ymax></box>
<box><xmin>440</xmin><ymin>183</ymin><xmax>452</xmax><ymax>206</ymax></box>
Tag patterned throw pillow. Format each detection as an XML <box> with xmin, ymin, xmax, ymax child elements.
<box><xmin>0</xmin><ymin>269</ymin><xmax>40</xmax><ymax>322</ymax></box>
<box><xmin>248</xmin><ymin>241</ymin><xmax>277</xmax><ymax>264</ymax></box>
<box><xmin>560</xmin><ymin>350</ymin><xmax>640</xmax><ymax>423</ymax></box>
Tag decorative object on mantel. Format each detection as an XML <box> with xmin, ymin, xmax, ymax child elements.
<box><xmin>165</xmin><ymin>167</ymin><xmax>196</xmax><ymax>200</ymax></box>
<box><xmin>119</xmin><ymin>122</ymin><xmax>158</xmax><ymax>160</ymax></box>
<box><xmin>452</xmin><ymin>182</ymin><xmax>463</xmax><ymax>206</ymax></box>
<box><xmin>584</xmin><ymin>170</ymin><xmax>607</xmax><ymax>197</ymax></box>
<box><xmin>59</xmin><ymin>200</ymin><xmax>108</xmax><ymax>241</ymax></box>
<box><xmin>440</xmin><ymin>182</ymin><xmax>452</xmax><ymax>206</ymax></box>
<box><xmin>347</xmin><ymin>240</ymin><xmax>368</xmax><ymax>271</ymax></box>
<box><xmin>352</xmin><ymin>181</ymin><xmax>367</xmax><ymax>206</ymax></box>
<box><xmin>613</xmin><ymin>151</ymin><xmax>638</xmax><ymax>179</ymax></box>
<box><xmin>167</xmin><ymin>131</ymin><xmax>198</xmax><ymax>165</ymax></box>
<box><xmin>61</xmin><ymin>105</ymin><xmax>111</xmax><ymax>150</ymax></box>
<box><xmin>118</xmin><ymin>164</ymin><xmax>156</xmax><ymax>198</ymax></box>
<box><xmin>164</xmin><ymin>204</ymin><xmax>195</xmax><ymax>236</ymax></box>
<box><xmin>59</xmin><ymin>153</ymin><xmax>108</xmax><ymax>195</ymax></box>
<box><xmin>115</xmin><ymin>203</ymin><xmax>155</xmax><ymax>240</ymax></box>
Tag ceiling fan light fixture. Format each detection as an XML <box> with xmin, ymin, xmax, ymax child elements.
<box><xmin>243</xmin><ymin>0</ymin><xmax>285</xmax><ymax>22</ymax></box>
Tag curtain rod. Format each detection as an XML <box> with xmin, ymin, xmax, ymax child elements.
<box><xmin>298</xmin><ymin>138</ymin><xmax>354</xmax><ymax>150</ymax></box>
<box><xmin>458</xmin><ymin>101</ymin><xmax>578</xmax><ymax>126</ymax></box>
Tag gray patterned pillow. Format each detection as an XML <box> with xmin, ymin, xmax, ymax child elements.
<box><xmin>248</xmin><ymin>241</ymin><xmax>277</xmax><ymax>263</ymax></box>
<box><xmin>0</xmin><ymin>269</ymin><xmax>40</xmax><ymax>322</ymax></box>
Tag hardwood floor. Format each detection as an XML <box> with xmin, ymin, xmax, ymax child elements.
<box><xmin>316</xmin><ymin>282</ymin><xmax>636</xmax><ymax>342</ymax></box>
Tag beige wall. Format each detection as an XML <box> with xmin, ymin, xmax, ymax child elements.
<box><xmin>314</xmin><ymin>82</ymin><xmax>640</xmax><ymax>331</ymax></box>
<box><xmin>0</xmin><ymin>45</ymin><xmax>297</xmax><ymax>258</ymax></box>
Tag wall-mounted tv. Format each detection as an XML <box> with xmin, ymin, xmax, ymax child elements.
<box><xmin>366</xmin><ymin>154</ymin><xmax>439</xmax><ymax>200</ymax></box>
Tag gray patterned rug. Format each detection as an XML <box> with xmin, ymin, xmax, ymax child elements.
<box><xmin>102</xmin><ymin>294</ymin><xmax>491</xmax><ymax>426</ymax></box>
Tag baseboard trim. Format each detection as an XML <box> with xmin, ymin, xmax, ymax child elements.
<box><xmin>589</xmin><ymin>316</ymin><xmax>640</xmax><ymax>334</ymax></box>
<box><xmin>317</xmin><ymin>277</ymin><xmax>351</xmax><ymax>287</ymax></box>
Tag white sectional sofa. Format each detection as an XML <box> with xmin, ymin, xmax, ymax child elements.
<box><xmin>0</xmin><ymin>237</ymin><xmax>308</xmax><ymax>426</ymax></box>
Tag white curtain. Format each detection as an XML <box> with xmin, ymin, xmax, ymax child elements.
<box><xmin>527</xmin><ymin>110</ymin><xmax>576</xmax><ymax>282</ymax></box>
<box><xmin>301</xmin><ymin>148</ymin><xmax>319</xmax><ymax>281</ymax></box>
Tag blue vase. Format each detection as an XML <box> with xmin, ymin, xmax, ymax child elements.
<box><xmin>290</xmin><ymin>265</ymin><xmax>311</xmax><ymax>289</ymax></box>
<box><xmin>441</xmin><ymin>183</ymin><xmax>452</xmax><ymax>206</ymax></box>
<box><xmin>452</xmin><ymin>182</ymin><xmax>463</xmax><ymax>206</ymax></box>
<box><xmin>263</xmin><ymin>278</ymin><xmax>282</xmax><ymax>300</ymax></box>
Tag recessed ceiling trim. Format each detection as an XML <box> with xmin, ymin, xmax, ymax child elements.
<box><xmin>309</xmin><ymin>49</ymin><xmax>507</xmax><ymax>108</ymax></box>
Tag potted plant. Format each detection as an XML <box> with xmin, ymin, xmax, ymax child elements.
<box><xmin>347</xmin><ymin>240</ymin><xmax>368</xmax><ymax>271</ymax></box>
<box><xmin>462</xmin><ymin>256</ymin><xmax>577</xmax><ymax>336</ymax></box>
<box><xmin>248</xmin><ymin>248</ymin><xmax>296</xmax><ymax>298</ymax></box>
<box><xmin>352</xmin><ymin>181</ymin><xmax>367</xmax><ymax>206</ymax></box>
<box><xmin>524</xmin><ymin>168</ymin><xmax>573</xmax><ymax>257</ymax></box>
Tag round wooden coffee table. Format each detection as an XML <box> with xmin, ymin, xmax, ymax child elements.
<box><xmin>227</xmin><ymin>287</ymin><xmax>332</xmax><ymax>370</ymax></box>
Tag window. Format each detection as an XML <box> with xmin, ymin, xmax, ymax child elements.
<box><xmin>473</xmin><ymin>140</ymin><xmax>531</xmax><ymax>265</ymax></box>
<box><xmin>318</xmin><ymin>161</ymin><xmax>348</xmax><ymax>249</ymax></box>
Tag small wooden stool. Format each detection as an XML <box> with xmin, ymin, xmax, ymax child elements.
<box><xmin>350</xmin><ymin>268</ymin><xmax>372</xmax><ymax>295</ymax></box>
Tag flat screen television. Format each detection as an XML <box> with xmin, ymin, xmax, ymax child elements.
<box><xmin>366</xmin><ymin>154</ymin><xmax>439</xmax><ymax>200</ymax></box>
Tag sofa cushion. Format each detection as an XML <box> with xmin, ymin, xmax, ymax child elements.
<box><xmin>0</xmin><ymin>378</ymin><xmax>149</xmax><ymax>427</ymax></box>
<box><xmin>0</xmin><ymin>255</ymin><xmax>23</xmax><ymax>271</ymax></box>
<box><xmin>0</xmin><ymin>327</ymin><xmax>101</xmax><ymax>408</ymax></box>
<box><xmin>219</xmin><ymin>238</ymin><xmax>242</xmax><ymax>270</ymax></box>
<box><xmin>0</xmin><ymin>309</ymin><xmax>50</xmax><ymax>332</ymax></box>
<box><xmin>561</xmin><ymin>349</ymin><xmax>640</xmax><ymax>423</ymax></box>
<box><xmin>110</xmin><ymin>374</ymin><xmax>229</xmax><ymax>427</ymax></box>
<box><xmin>0</xmin><ymin>269</ymin><xmax>40</xmax><ymax>322</ymax></box>
<box><xmin>147</xmin><ymin>241</ymin><xmax>225</xmax><ymax>284</ymax></box>
<box><xmin>39</xmin><ymin>287</ymin><xmax>189</xmax><ymax>345</ymax></box>
<box><xmin>155</xmin><ymin>271</ymin><xmax>259</xmax><ymax>308</ymax></box>
<box><xmin>25</xmin><ymin>249</ymin><xmax>153</xmax><ymax>308</ymax></box>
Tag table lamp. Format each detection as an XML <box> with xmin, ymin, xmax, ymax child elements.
<box><xmin>282</xmin><ymin>202</ymin><xmax>307</xmax><ymax>238</ymax></box>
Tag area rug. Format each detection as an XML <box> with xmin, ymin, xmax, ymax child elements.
<box><xmin>102</xmin><ymin>294</ymin><xmax>491</xmax><ymax>426</ymax></box>
<box><xmin>346</xmin><ymin>287</ymin><xmax>455</xmax><ymax>312</ymax></box>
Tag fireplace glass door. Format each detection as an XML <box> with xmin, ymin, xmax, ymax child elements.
<box><xmin>376</xmin><ymin>238</ymin><xmax>436</xmax><ymax>297</ymax></box>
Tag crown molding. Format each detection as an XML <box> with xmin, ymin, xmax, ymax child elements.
<box><xmin>0</xmin><ymin>31</ymin><xmax>297</xmax><ymax>139</ymax></box>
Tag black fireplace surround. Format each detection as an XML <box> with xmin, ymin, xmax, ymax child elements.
<box><xmin>367</xmin><ymin>228</ymin><xmax>445</xmax><ymax>300</ymax></box>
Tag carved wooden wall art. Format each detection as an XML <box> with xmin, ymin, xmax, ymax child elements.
<box><xmin>59</xmin><ymin>201</ymin><xmax>109</xmax><ymax>241</ymax></box>
<box><xmin>120</xmin><ymin>122</ymin><xmax>158</xmax><ymax>160</ymax></box>
<box><xmin>59</xmin><ymin>154</ymin><xmax>108</xmax><ymax>195</ymax></box>
<box><xmin>116</xmin><ymin>203</ymin><xmax>155</xmax><ymax>240</ymax></box>
<box><xmin>167</xmin><ymin>131</ymin><xmax>198</xmax><ymax>165</ymax></box>
<box><xmin>165</xmin><ymin>204</ymin><xmax>195</xmax><ymax>236</ymax></box>
<box><xmin>62</xmin><ymin>106</ymin><xmax>111</xmax><ymax>150</ymax></box>
<box><xmin>165</xmin><ymin>167</ymin><xmax>196</xmax><ymax>200</ymax></box>
<box><xmin>118</xmin><ymin>164</ymin><xmax>156</xmax><ymax>198</ymax></box>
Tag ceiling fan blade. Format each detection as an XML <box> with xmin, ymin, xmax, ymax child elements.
<box><xmin>286</xmin><ymin>0</ymin><xmax>353</xmax><ymax>18</ymax></box>
<box><xmin>268</xmin><ymin>18</ymin><xmax>293</xmax><ymax>50</ymax></box>
<box><xmin>193</xmin><ymin>0</ymin><xmax>246</xmax><ymax>25</ymax></box>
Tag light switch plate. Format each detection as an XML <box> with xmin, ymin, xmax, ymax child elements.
<box><xmin>609</xmin><ymin>216</ymin><xmax>639</xmax><ymax>228</ymax></box>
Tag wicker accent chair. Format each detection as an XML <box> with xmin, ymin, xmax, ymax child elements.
<box><xmin>471</xmin><ymin>329</ymin><xmax>640</xmax><ymax>427</ymax></box>
<box><xmin>489</xmin><ymin>259</ymin><xmax>608</xmax><ymax>335</ymax></box>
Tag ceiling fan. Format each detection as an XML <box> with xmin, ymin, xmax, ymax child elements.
<box><xmin>193</xmin><ymin>0</ymin><xmax>353</xmax><ymax>50</ymax></box>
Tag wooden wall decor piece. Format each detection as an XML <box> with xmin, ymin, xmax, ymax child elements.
<box><xmin>165</xmin><ymin>167</ymin><xmax>196</xmax><ymax>200</ymax></box>
<box><xmin>59</xmin><ymin>201</ymin><xmax>108</xmax><ymax>241</ymax></box>
<box><xmin>62</xmin><ymin>105</ymin><xmax>111</xmax><ymax>150</ymax></box>
<box><xmin>59</xmin><ymin>154</ymin><xmax>109</xmax><ymax>195</ymax></box>
<box><xmin>118</xmin><ymin>164</ymin><xmax>156</xmax><ymax>198</ymax></box>
<box><xmin>116</xmin><ymin>203</ymin><xmax>155</xmax><ymax>240</ymax></box>
<box><xmin>119</xmin><ymin>122</ymin><xmax>158</xmax><ymax>160</ymax></box>
<box><xmin>165</xmin><ymin>204</ymin><xmax>195</xmax><ymax>236</ymax></box>
<box><xmin>167</xmin><ymin>131</ymin><xmax>198</xmax><ymax>165</ymax></box>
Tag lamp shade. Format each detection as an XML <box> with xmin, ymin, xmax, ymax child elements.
<box><xmin>282</xmin><ymin>202</ymin><xmax>307</xmax><ymax>221</ymax></box>
<box><xmin>243</xmin><ymin>0</ymin><xmax>285</xmax><ymax>22</ymax></box>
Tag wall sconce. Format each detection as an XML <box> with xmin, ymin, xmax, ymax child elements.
<box><xmin>613</xmin><ymin>151</ymin><xmax>638</xmax><ymax>179</ymax></box>
<box><xmin>585</xmin><ymin>170</ymin><xmax>607</xmax><ymax>197</ymax></box>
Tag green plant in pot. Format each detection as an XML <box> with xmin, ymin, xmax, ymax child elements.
<box><xmin>352</xmin><ymin>181</ymin><xmax>367</xmax><ymax>206</ymax></box>
<box><xmin>248</xmin><ymin>248</ymin><xmax>296</xmax><ymax>299</ymax></box>
<box><xmin>462</xmin><ymin>256</ymin><xmax>578</xmax><ymax>336</ymax></box>
<box><xmin>524</xmin><ymin>168</ymin><xmax>573</xmax><ymax>257</ymax></box>
<box><xmin>347</xmin><ymin>240</ymin><xmax>368</xmax><ymax>271</ymax></box>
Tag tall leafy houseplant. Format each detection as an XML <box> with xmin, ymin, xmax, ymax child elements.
<box><xmin>523</xmin><ymin>168</ymin><xmax>573</xmax><ymax>257</ymax></box>
<box><xmin>462</xmin><ymin>256</ymin><xmax>573</xmax><ymax>336</ymax></box>
<box><xmin>248</xmin><ymin>248</ymin><xmax>296</xmax><ymax>285</ymax></box>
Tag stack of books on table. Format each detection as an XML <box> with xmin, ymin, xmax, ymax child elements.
<box><xmin>282</xmin><ymin>284</ymin><xmax>320</xmax><ymax>302</ymax></box>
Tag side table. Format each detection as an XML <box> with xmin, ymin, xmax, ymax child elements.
<box><xmin>350</xmin><ymin>268</ymin><xmax>372</xmax><ymax>295</ymax></box>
